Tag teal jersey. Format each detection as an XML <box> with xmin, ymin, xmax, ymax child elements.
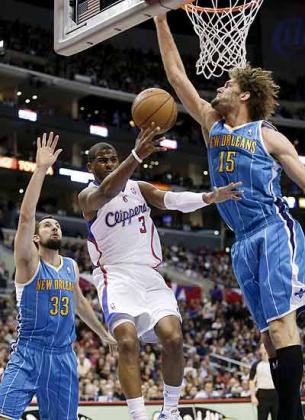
<box><xmin>207</xmin><ymin>119</ymin><xmax>288</xmax><ymax>238</ymax></box>
<box><xmin>15</xmin><ymin>256</ymin><xmax>77</xmax><ymax>348</ymax></box>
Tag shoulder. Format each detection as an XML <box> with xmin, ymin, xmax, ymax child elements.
<box><xmin>63</xmin><ymin>257</ymin><xmax>79</xmax><ymax>278</ymax></box>
<box><xmin>262</xmin><ymin>125</ymin><xmax>292</xmax><ymax>155</ymax></box>
<box><xmin>201</xmin><ymin>102</ymin><xmax>221</xmax><ymax>130</ymax></box>
<box><xmin>78</xmin><ymin>183</ymin><xmax>97</xmax><ymax>199</ymax></box>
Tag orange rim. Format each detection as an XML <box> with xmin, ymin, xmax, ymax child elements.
<box><xmin>181</xmin><ymin>0</ymin><xmax>261</xmax><ymax>13</ymax></box>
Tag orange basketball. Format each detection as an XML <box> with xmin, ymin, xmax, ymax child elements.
<box><xmin>131</xmin><ymin>88</ymin><xmax>177</xmax><ymax>134</ymax></box>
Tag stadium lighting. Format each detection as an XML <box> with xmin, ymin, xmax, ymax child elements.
<box><xmin>299</xmin><ymin>198</ymin><xmax>305</xmax><ymax>209</ymax></box>
<box><xmin>32</xmin><ymin>95</ymin><xmax>38</xmax><ymax>100</ymax></box>
<box><xmin>284</xmin><ymin>196</ymin><xmax>297</xmax><ymax>209</ymax></box>
<box><xmin>203</xmin><ymin>171</ymin><xmax>208</xmax><ymax>175</ymax></box>
<box><xmin>0</xmin><ymin>40</ymin><xmax>3</xmax><ymax>48</ymax></box>
<box><xmin>18</xmin><ymin>109</ymin><xmax>37</xmax><ymax>122</ymax></box>
<box><xmin>59</xmin><ymin>168</ymin><xmax>94</xmax><ymax>184</ymax></box>
<box><xmin>159</xmin><ymin>139</ymin><xmax>177</xmax><ymax>150</ymax></box>
<box><xmin>89</xmin><ymin>124</ymin><xmax>108</xmax><ymax>138</ymax></box>
<box><xmin>214</xmin><ymin>230</ymin><xmax>220</xmax><ymax>236</ymax></box>
<box><xmin>17</xmin><ymin>91</ymin><xmax>22</xmax><ymax>96</ymax></box>
<box><xmin>25</xmin><ymin>99</ymin><xmax>30</xmax><ymax>104</ymax></box>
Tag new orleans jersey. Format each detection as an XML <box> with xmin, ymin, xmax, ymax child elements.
<box><xmin>15</xmin><ymin>256</ymin><xmax>77</xmax><ymax>348</ymax></box>
<box><xmin>207</xmin><ymin>119</ymin><xmax>305</xmax><ymax>332</ymax></box>
<box><xmin>207</xmin><ymin>119</ymin><xmax>287</xmax><ymax>238</ymax></box>
<box><xmin>87</xmin><ymin>179</ymin><xmax>162</xmax><ymax>267</ymax></box>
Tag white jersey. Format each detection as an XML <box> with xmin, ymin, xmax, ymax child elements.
<box><xmin>87</xmin><ymin>180</ymin><xmax>163</xmax><ymax>267</ymax></box>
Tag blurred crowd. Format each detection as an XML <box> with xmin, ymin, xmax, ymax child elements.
<box><xmin>1</xmin><ymin>283</ymin><xmax>304</xmax><ymax>402</ymax></box>
<box><xmin>1</xmin><ymin>18</ymin><xmax>305</xmax><ymax>115</ymax></box>
<box><xmin>1</xmin><ymin>236</ymin><xmax>305</xmax><ymax>401</ymax></box>
<box><xmin>0</xmin><ymin>283</ymin><xmax>258</xmax><ymax>402</ymax></box>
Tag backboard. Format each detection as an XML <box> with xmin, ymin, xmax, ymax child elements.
<box><xmin>54</xmin><ymin>0</ymin><xmax>183</xmax><ymax>56</ymax></box>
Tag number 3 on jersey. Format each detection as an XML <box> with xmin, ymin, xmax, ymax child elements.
<box><xmin>138</xmin><ymin>215</ymin><xmax>147</xmax><ymax>233</ymax></box>
<box><xmin>219</xmin><ymin>151</ymin><xmax>236</xmax><ymax>173</ymax></box>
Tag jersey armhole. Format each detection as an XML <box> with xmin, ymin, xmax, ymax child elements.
<box><xmin>259</xmin><ymin>121</ymin><xmax>281</xmax><ymax>166</ymax></box>
<box><xmin>208</xmin><ymin>119</ymin><xmax>222</xmax><ymax>137</ymax></box>
<box><xmin>15</xmin><ymin>260</ymin><xmax>41</xmax><ymax>287</ymax></box>
<box><xmin>66</xmin><ymin>257</ymin><xmax>79</xmax><ymax>282</ymax></box>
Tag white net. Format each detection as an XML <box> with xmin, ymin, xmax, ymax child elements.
<box><xmin>184</xmin><ymin>0</ymin><xmax>263</xmax><ymax>79</ymax></box>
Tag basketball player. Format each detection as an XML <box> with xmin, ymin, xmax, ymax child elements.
<box><xmin>0</xmin><ymin>132</ymin><xmax>115</xmax><ymax>420</ymax></box>
<box><xmin>155</xmin><ymin>14</ymin><xmax>305</xmax><ymax>420</ymax></box>
<box><xmin>78</xmin><ymin>124</ymin><xmax>242</xmax><ymax>420</ymax></box>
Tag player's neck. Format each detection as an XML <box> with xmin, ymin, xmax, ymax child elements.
<box><xmin>224</xmin><ymin>108</ymin><xmax>251</xmax><ymax>128</ymax></box>
<box><xmin>39</xmin><ymin>249</ymin><xmax>61</xmax><ymax>268</ymax></box>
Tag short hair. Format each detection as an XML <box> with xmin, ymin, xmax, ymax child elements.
<box><xmin>34</xmin><ymin>215</ymin><xmax>59</xmax><ymax>235</ymax></box>
<box><xmin>88</xmin><ymin>143</ymin><xmax>117</xmax><ymax>162</ymax></box>
<box><xmin>229</xmin><ymin>64</ymin><xmax>280</xmax><ymax>121</ymax></box>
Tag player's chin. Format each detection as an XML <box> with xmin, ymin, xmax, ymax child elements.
<box><xmin>211</xmin><ymin>98</ymin><xmax>221</xmax><ymax>110</ymax></box>
<box><xmin>44</xmin><ymin>239</ymin><xmax>62</xmax><ymax>250</ymax></box>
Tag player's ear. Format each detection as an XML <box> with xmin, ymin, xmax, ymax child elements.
<box><xmin>240</xmin><ymin>91</ymin><xmax>251</xmax><ymax>102</ymax></box>
<box><xmin>33</xmin><ymin>234</ymin><xmax>40</xmax><ymax>246</ymax></box>
<box><xmin>87</xmin><ymin>162</ymin><xmax>93</xmax><ymax>173</ymax></box>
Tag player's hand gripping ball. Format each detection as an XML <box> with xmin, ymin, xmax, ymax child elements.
<box><xmin>132</xmin><ymin>88</ymin><xmax>177</xmax><ymax>134</ymax></box>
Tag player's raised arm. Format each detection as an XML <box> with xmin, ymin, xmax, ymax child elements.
<box><xmin>78</xmin><ymin>123</ymin><xmax>164</xmax><ymax>215</ymax></box>
<box><xmin>138</xmin><ymin>181</ymin><xmax>242</xmax><ymax>211</ymax></box>
<box><xmin>154</xmin><ymin>14</ymin><xmax>219</xmax><ymax>132</ymax></box>
<box><xmin>263</xmin><ymin>128</ymin><xmax>305</xmax><ymax>192</ymax></box>
<box><xmin>14</xmin><ymin>133</ymin><xmax>62</xmax><ymax>280</ymax></box>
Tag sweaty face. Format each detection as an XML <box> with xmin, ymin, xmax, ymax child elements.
<box><xmin>211</xmin><ymin>79</ymin><xmax>241</xmax><ymax>116</ymax></box>
<box><xmin>89</xmin><ymin>148</ymin><xmax>119</xmax><ymax>183</ymax></box>
<box><xmin>35</xmin><ymin>218</ymin><xmax>62</xmax><ymax>250</ymax></box>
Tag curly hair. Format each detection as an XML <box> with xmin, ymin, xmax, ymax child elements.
<box><xmin>229</xmin><ymin>65</ymin><xmax>280</xmax><ymax>121</ymax></box>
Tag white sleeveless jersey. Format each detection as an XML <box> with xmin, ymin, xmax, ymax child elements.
<box><xmin>87</xmin><ymin>180</ymin><xmax>163</xmax><ymax>267</ymax></box>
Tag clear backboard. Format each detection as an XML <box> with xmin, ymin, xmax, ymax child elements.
<box><xmin>54</xmin><ymin>0</ymin><xmax>183</xmax><ymax>56</ymax></box>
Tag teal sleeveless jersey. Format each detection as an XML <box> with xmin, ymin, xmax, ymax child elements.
<box><xmin>207</xmin><ymin>119</ymin><xmax>288</xmax><ymax>238</ymax></box>
<box><xmin>15</xmin><ymin>256</ymin><xmax>77</xmax><ymax>348</ymax></box>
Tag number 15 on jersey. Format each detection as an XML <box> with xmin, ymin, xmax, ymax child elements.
<box><xmin>219</xmin><ymin>151</ymin><xmax>236</xmax><ymax>173</ymax></box>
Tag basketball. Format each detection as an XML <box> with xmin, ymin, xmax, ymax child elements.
<box><xmin>131</xmin><ymin>88</ymin><xmax>178</xmax><ymax>134</ymax></box>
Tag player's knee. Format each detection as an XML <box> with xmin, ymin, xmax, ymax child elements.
<box><xmin>117</xmin><ymin>335</ymin><xmax>140</xmax><ymax>356</ymax></box>
<box><xmin>269</xmin><ymin>315</ymin><xmax>300</xmax><ymax>348</ymax></box>
<box><xmin>161</xmin><ymin>331</ymin><xmax>183</xmax><ymax>354</ymax></box>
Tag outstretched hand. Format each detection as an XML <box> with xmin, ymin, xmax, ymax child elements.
<box><xmin>134</xmin><ymin>122</ymin><xmax>166</xmax><ymax>161</ymax></box>
<box><xmin>36</xmin><ymin>132</ymin><xmax>62</xmax><ymax>170</ymax></box>
<box><xmin>204</xmin><ymin>182</ymin><xmax>243</xmax><ymax>204</ymax></box>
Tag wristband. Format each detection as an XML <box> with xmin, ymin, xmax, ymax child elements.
<box><xmin>131</xmin><ymin>149</ymin><xmax>143</xmax><ymax>164</ymax></box>
<box><xmin>164</xmin><ymin>191</ymin><xmax>208</xmax><ymax>213</ymax></box>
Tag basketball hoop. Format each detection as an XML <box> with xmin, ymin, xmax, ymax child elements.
<box><xmin>181</xmin><ymin>0</ymin><xmax>264</xmax><ymax>79</ymax></box>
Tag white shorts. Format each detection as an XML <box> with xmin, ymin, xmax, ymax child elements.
<box><xmin>93</xmin><ymin>264</ymin><xmax>181</xmax><ymax>343</ymax></box>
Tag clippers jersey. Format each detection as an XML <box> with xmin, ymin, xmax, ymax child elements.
<box><xmin>207</xmin><ymin>119</ymin><xmax>288</xmax><ymax>238</ymax></box>
<box><xmin>15</xmin><ymin>256</ymin><xmax>77</xmax><ymax>348</ymax></box>
<box><xmin>87</xmin><ymin>180</ymin><xmax>162</xmax><ymax>267</ymax></box>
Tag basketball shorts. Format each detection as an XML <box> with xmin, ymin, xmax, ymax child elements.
<box><xmin>93</xmin><ymin>264</ymin><xmax>181</xmax><ymax>343</ymax></box>
<box><xmin>0</xmin><ymin>341</ymin><xmax>78</xmax><ymax>420</ymax></box>
<box><xmin>231</xmin><ymin>219</ymin><xmax>305</xmax><ymax>331</ymax></box>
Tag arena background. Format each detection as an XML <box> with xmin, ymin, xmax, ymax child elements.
<box><xmin>0</xmin><ymin>0</ymin><xmax>304</xmax><ymax>419</ymax></box>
